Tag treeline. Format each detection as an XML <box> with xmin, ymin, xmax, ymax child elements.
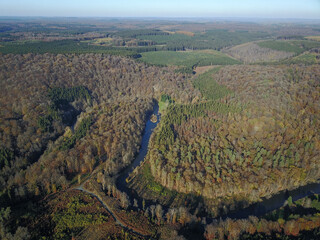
<box><xmin>5</xmin><ymin>29</ymin><xmax>106</xmax><ymax>42</ymax></box>
<box><xmin>111</xmin><ymin>29</ymin><xmax>170</xmax><ymax>38</ymax></box>
<box><xmin>0</xmin><ymin>40</ymin><xmax>141</xmax><ymax>58</ymax></box>
<box><xmin>101</xmin><ymin>29</ymin><xmax>270</xmax><ymax>53</ymax></box>
<box><xmin>136</xmin><ymin>30</ymin><xmax>269</xmax><ymax>51</ymax></box>
<box><xmin>205</xmin><ymin>215</ymin><xmax>320</xmax><ymax>240</ymax></box>
<box><xmin>205</xmin><ymin>194</ymin><xmax>320</xmax><ymax>240</ymax></box>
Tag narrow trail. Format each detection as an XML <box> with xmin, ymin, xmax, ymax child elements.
<box><xmin>74</xmin><ymin>186</ymin><xmax>122</xmax><ymax>226</ymax></box>
<box><xmin>74</xmin><ymin>185</ymin><xmax>153</xmax><ymax>239</ymax></box>
<box><xmin>71</xmin><ymin>104</ymin><xmax>160</xmax><ymax>239</ymax></box>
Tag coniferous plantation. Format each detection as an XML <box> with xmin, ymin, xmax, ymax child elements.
<box><xmin>0</xmin><ymin>18</ymin><xmax>319</xmax><ymax>240</ymax></box>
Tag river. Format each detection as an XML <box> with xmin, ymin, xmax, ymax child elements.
<box><xmin>116</xmin><ymin>103</ymin><xmax>160</xmax><ymax>193</ymax></box>
<box><xmin>225</xmin><ymin>181</ymin><xmax>320</xmax><ymax>219</ymax></box>
<box><xmin>115</xmin><ymin>102</ymin><xmax>320</xmax><ymax>220</ymax></box>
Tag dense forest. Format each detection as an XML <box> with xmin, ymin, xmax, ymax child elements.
<box><xmin>0</xmin><ymin>52</ymin><xmax>196</xmax><ymax>231</ymax></box>
<box><xmin>0</xmin><ymin>18</ymin><xmax>320</xmax><ymax>240</ymax></box>
<box><xmin>140</xmin><ymin>65</ymin><xmax>319</xmax><ymax>216</ymax></box>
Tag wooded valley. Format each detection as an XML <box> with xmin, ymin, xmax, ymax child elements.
<box><xmin>0</xmin><ymin>18</ymin><xmax>319</xmax><ymax>240</ymax></box>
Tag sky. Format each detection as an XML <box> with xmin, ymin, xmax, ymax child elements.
<box><xmin>0</xmin><ymin>0</ymin><xmax>319</xmax><ymax>19</ymax></box>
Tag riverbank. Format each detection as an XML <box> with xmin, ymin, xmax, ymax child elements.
<box><xmin>116</xmin><ymin>103</ymin><xmax>160</xmax><ymax>192</ymax></box>
<box><xmin>71</xmin><ymin>99</ymin><xmax>320</xmax><ymax>239</ymax></box>
<box><xmin>115</xmin><ymin>101</ymin><xmax>320</xmax><ymax>221</ymax></box>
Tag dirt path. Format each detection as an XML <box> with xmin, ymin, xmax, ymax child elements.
<box><xmin>74</xmin><ymin>186</ymin><xmax>122</xmax><ymax>225</ymax></box>
<box><xmin>74</xmin><ymin>185</ymin><xmax>153</xmax><ymax>239</ymax></box>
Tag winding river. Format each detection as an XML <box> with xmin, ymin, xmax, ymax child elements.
<box><xmin>116</xmin><ymin>103</ymin><xmax>161</xmax><ymax>193</ymax></box>
<box><xmin>72</xmin><ymin>101</ymin><xmax>320</xmax><ymax>239</ymax></box>
<box><xmin>115</xmin><ymin>102</ymin><xmax>320</xmax><ymax>220</ymax></box>
<box><xmin>225</xmin><ymin>181</ymin><xmax>320</xmax><ymax>219</ymax></box>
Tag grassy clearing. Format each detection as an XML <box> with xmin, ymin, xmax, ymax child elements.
<box><xmin>158</xmin><ymin>94</ymin><xmax>173</xmax><ymax>113</ymax></box>
<box><xmin>159</xmin><ymin>100</ymin><xmax>170</xmax><ymax>113</ymax></box>
<box><xmin>129</xmin><ymin>162</ymin><xmax>204</xmax><ymax>212</ymax></box>
<box><xmin>142</xmin><ymin>163</ymin><xmax>175</xmax><ymax>198</ymax></box>
<box><xmin>140</xmin><ymin>50</ymin><xmax>241</xmax><ymax>68</ymax></box>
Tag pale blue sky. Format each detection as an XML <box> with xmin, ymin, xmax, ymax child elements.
<box><xmin>0</xmin><ymin>0</ymin><xmax>319</xmax><ymax>19</ymax></box>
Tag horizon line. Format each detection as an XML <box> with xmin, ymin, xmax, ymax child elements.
<box><xmin>0</xmin><ymin>16</ymin><xmax>320</xmax><ymax>21</ymax></box>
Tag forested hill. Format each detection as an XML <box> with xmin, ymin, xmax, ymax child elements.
<box><xmin>0</xmin><ymin>53</ymin><xmax>197</xmax><ymax>212</ymax></box>
<box><xmin>133</xmin><ymin>64</ymin><xmax>320</xmax><ymax>220</ymax></box>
